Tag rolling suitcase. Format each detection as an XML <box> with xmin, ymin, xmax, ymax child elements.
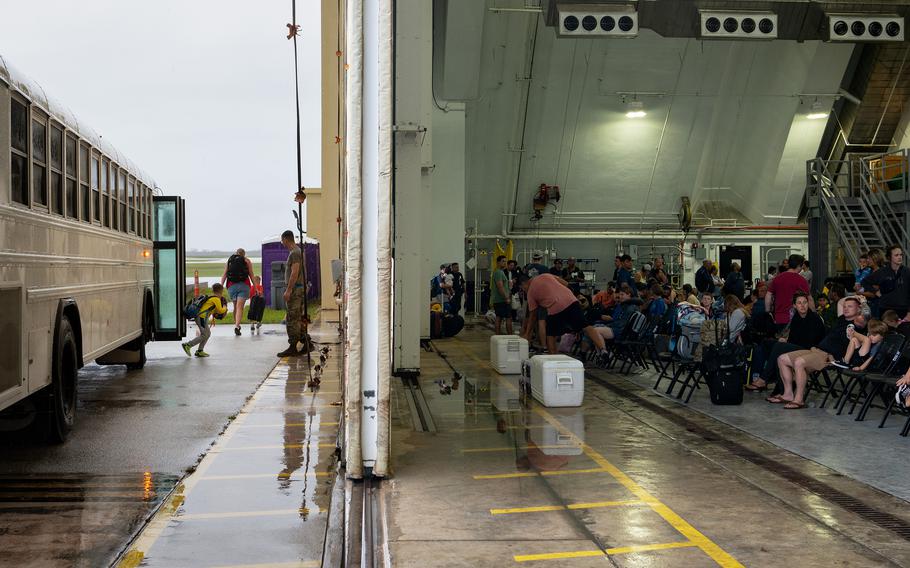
<box><xmin>247</xmin><ymin>295</ymin><xmax>266</xmax><ymax>322</ymax></box>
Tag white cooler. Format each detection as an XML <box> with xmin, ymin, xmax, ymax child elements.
<box><xmin>527</xmin><ymin>355</ymin><xmax>584</xmax><ymax>407</ymax></box>
<box><xmin>490</xmin><ymin>335</ymin><xmax>529</xmax><ymax>375</ymax></box>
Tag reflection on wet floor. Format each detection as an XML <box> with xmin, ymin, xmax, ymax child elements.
<box><xmin>117</xmin><ymin>328</ymin><xmax>341</xmax><ymax>568</ymax></box>
<box><xmin>387</xmin><ymin>327</ymin><xmax>910</xmax><ymax>567</ymax></box>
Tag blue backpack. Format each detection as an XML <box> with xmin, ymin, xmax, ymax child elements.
<box><xmin>184</xmin><ymin>295</ymin><xmax>209</xmax><ymax>320</ymax></box>
<box><xmin>430</xmin><ymin>275</ymin><xmax>441</xmax><ymax>298</ymax></box>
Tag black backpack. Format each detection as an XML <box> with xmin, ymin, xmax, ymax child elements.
<box><xmin>226</xmin><ymin>254</ymin><xmax>249</xmax><ymax>283</ymax></box>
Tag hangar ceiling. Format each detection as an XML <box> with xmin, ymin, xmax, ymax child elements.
<box><xmin>442</xmin><ymin>3</ymin><xmax>860</xmax><ymax>237</ymax></box>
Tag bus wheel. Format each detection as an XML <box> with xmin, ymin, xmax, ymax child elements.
<box><xmin>126</xmin><ymin>310</ymin><xmax>150</xmax><ymax>371</ymax></box>
<box><xmin>47</xmin><ymin>316</ymin><xmax>78</xmax><ymax>443</ymax></box>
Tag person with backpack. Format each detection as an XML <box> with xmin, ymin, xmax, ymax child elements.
<box><xmin>181</xmin><ymin>283</ymin><xmax>227</xmax><ymax>358</ymax></box>
<box><xmin>220</xmin><ymin>248</ymin><xmax>256</xmax><ymax>336</ymax></box>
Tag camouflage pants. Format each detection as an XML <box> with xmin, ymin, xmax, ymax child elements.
<box><xmin>286</xmin><ymin>288</ymin><xmax>306</xmax><ymax>345</ymax></box>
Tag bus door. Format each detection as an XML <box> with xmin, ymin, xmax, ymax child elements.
<box><xmin>152</xmin><ymin>196</ymin><xmax>186</xmax><ymax>340</ymax></box>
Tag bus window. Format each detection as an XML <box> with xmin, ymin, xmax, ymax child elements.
<box><xmin>10</xmin><ymin>99</ymin><xmax>29</xmax><ymax>205</ymax></box>
<box><xmin>119</xmin><ymin>171</ymin><xmax>127</xmax><ymax>233</ymax></box>
<box><xmin>50</xmin><ymin>125</ymin><xmax>64</xmax><ymax>215</ymax></box>
<box><xmin>80</xmin><ymin>145</ymin><xmax>90</xmax><ymax>222</ymax></box>
<box><xmin>128</xmin><ymin>179</ymin><xmax>136</xmax><ymax>234</ymax></box>
<box><xmin>32</xmin><ymin>117</ymin><xmax>48</xmax><ymax>208</ymax></box>
<box><xmin>102</xmin><ymin>160</ymin><xmax>111</xmax><ymax>229</ymax></box>
<box><xmin>91</xmin><ymin>155</ymin><xmax>100</xmax><ymax>223</ymax></box>
<box><xmin>65</xmin><ymin>135</ymin><xmax>77</xmax><ymax>218</ymax></box>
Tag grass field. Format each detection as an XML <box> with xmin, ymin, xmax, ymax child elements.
<box><xmin>186</xmin><ymin>259</ymin><xmax>262</xmax><ymax>280</ymax></box>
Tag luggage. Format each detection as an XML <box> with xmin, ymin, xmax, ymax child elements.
<box><xmin>675</xmin><ymin>323</ymin><xmax>701</xmax><ymax>359</ymax></box>
<box><xmin>184</xmin><ymin>295</ymin><xmax>209</xmax><ymax>320</ymax></box>
<box><xmin>705</xmin><ymin>368</ymin><xmax>744</xmax><ymax>405</ymax></box>
<box><xmin>490</xmin><ymin>335</ymin><xmax>529</xmax><ymax>374</ymax></box>
<box><xmin>442</xmin><ymin>314</ymin><xmax>464</xmax><ymax>337</ymax></box>
<box><xmin>526</xmin><ymin>355</ymin><xmax>584</xmax><ymax>407</ymax></box>
<box><xmin>247</xmin><ymin>295</ymin><xmax>266</xmax><ymax>322</ymax></box>
<box><xmin>430</xmin><ymin>311</ymin><xmax>443</xmax><ymax>339</ymax></box>
<box><xmin>226</xmin><ymin>254</ymin><xmax>249</xmax><ymax>283</ymax></box>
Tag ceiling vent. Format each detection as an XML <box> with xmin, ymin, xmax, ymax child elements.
<box><xmin>827</xmin><ymin>15</ymin><xmax>904</xmax><ymax>42</ymax></box>
<box><xmin>557</xmin><ymin>4</ymin><xmax>638</xmax><ymax>38</ymax></box>
<box><xmin>699</xmin><ymin>11</ymin><xmax>777</xmax><ymax>40</ymax></box>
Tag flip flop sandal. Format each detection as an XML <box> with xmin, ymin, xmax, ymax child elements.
<box><xmin>745</xmin><ymin>383</ymin><xmax>768</xmax><ymax>392</ymax></box>
<box><xmin>784</xmin><ymin>401</ymin><xmax>807</xmax><ymax>409</ymax></box>
<box><xmin>766</xmin><ymin>395</ymin><xmax>789</xmax><ymax>403</ymax></box>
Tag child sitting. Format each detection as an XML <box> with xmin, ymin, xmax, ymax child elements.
<box><xmin>830</xmin><ymin>319</ymin><xmax>888</xmax><ymax>371</ymax></box>
<box><xmin>896</xmin><ymin>371</ymin><xmax>910</xmax><ymax>410</ymax></box>
<box><xmin>881</xmin><ymin>309</ymin><xmax>900</xmax><ymax>330</ymax></box>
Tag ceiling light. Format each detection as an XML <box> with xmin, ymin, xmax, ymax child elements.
<box><xmin>626</xmin><ymin>100</ymin><xmax>646</xmax><ymax>118</ymax></box>
<box><xmin>807</xmin><ymin>101</ymin><xmax>828</xmax><ymax>120</ymax></box>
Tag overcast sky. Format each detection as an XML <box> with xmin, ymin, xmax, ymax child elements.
<box><xmin>1</xmin><ymin>0</ymin><xmax>321</xmax><ymax>252</ymax></box>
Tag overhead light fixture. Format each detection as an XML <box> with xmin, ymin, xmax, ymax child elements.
<box><xmin>700</xmin><ymin>11</ymin><xmax>777</xmax><ymax>39</ymax></box>
<box><xmin>625</xmin><ymin>100</ymin><xmax>646</xmax><ymax>118</ymax></box>
<box><xmin>557</xmin><ymin>4</ymin><xmax>638</xmax><ymax>38</ymax></box>
<box><xmin>806</xmin><ymin>100</ymin><xmax>828</xmax><ymax>120</ymax></box>
<box><xmin>827</xmin><ymin>14</ymin><xmax>904</xmax><ymax>42</ymax></box>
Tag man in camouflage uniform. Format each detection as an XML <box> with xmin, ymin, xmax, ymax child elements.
<box><xmin>278</xmin><ymin>230</ymin><xmax>307</xmax><ymax>357</ymax></box>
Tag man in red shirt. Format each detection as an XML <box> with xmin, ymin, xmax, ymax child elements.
<box><xmin>519</xmin><ymin>273</ymin><xmax>607</xmax><ymax>355</ymax></box>
<box><xmin>766</xmin><ymin>254</ymin><xmax>813</xmax><ymax>329</ymax></box>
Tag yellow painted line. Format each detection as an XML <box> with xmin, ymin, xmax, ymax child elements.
<box><xmin>491</xmin><ymin>500</ymin><xmax>641</xmax><ymax>515</ymax></box>
<box><xmin>211</xmin><ymin>561</ymin><xmax>320</xmax><ymax>568</ymax></box>
<box><xmin>513</xmin><ymin>541</ymin><xmax>696</xmax><ymax>562</ymax></box>
<box><xmin>178</xmin><ymin>508</ymin><xmax>324</xmax><ymax>521</ymax></box>
<box><xmin>452</xmin><ymin>339</ymin><xmax>744</xmax><ymax>568</ymax></box>
<box><xmin>462</xmin><ymin>445</ymin><xmax>579</xmax><ymax>453</ymax></box>
<box><xmin>515</xmin><ymin>550</ymin><xmax>605</xmax><ymax>562</ymax></box>
<box><xmin>452</xmin><ymin>425</ymin><xmax>547</xmax><ymax>432</ymax></box>
<box><xmin>473</xmin><ymin>468</ymin><xmax>607</xmax><ymax>480</ymax></box>
<box><xmin>238</xmin><ymin>422</ymin><xmax>339</xmax><ymax>428</ymax></box>
<box><xmin>220</xmin><ymin>443</ymin><xmax>336</xmax><ymax>451</ymax></box>
<box><xmin>197</xmin><ymin>472</ymin><xmax>334</xmax><ymax>481</ymax></box>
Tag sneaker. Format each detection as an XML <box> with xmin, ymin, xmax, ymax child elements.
<box><xmin>251</xmin><ymin>325</ymin><xmax>255</xmax><ymax>333</ymax></box>
<box><xmin>195</xmin><ymin>351</ymin><xmax>210</xmax><ymax>358</ymax></box>
<box><xmin>896</xmin><ymin>385</ymin><xmax>910</xmax><ymax>409</ymax></box>
<box><xmin>234</xmin><ymin>326</ymin><xmax>241</xmax><ymax>336</ymax></box>
<box><xmin>830</xmin><ymin>360</ymin><xmax>850</xmax><ymax>369</ymax></box>
<box><xmin>277</xmin><ymin>347</ymin><xmax>300</xmax><ymax>358</ymax></box>
<box><xmin>181</xmin><ymin>343</ymin><xmax>192</xmax><ymax>357</ymax></box>
<box><xmin>256</xmin><ymin>323</ymin><xmax>261</xmax><ymax>330</ymax></box>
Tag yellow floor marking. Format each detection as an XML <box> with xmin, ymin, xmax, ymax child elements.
<box><xmin>462</xmin><ymin>445</ymin><xmax>579</xmax><ymax>453</ymax></box>
<box><xmin>239</xmin><ymin>422</ymin><xmax>339</xmax><ymax>428</ymax></box>
<box><xmin>178</xmin><ymin>508</ymin><xmax>324</xmax><ymax>521</ymax></box>
<box><xmin>251</xmin><ymin>404</ymin><xmax>340</xmax><ymax>410</ymax></box>
<box><xmin>451</xmin><ymin>339</ymin><xmax>744</xmax><ymax>568</ymax></box>
<box><xmin>491</xmin><ymin>500</ymin><xmax>641</xmax><ymax>515</ymax></box>
<box><xmin>450</xmin><ymin>425</ymin><xmax>548</xmax><ymax>432</ymax></box>
<box><xmin>197</xmin><ymin>472</ymin><xmax>334</xmax><ymax>481</ymax></box>
<box><xmin>513</xmin><ymin>542</ymin><xmax>696</xmax><ymax>562</ymax></box>
<box><xmin>220</xmin><ymin>443</ymin><xmax>336</xmax><ymax>451</ymax></box>
<box><xmin>473</xmin><ymin>468</ymin><xmax>607</xmax><ymax>480</ymax></box>
<box><xmin>115</xmin><ymin>357</ymin><xmax>341</xmax><ymax>568</ymax></box>
<box><xmin>211</xmin><ymin>561</ymin><xmax>320</xmax><ymax>568</ymax></box>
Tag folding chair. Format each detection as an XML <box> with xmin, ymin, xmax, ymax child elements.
<box><xmin>832</xmin><ymin>333</ymin><xmax>906</xmax><ymax>417</ymax></box>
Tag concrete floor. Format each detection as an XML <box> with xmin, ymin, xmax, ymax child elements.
<box><xmin>385</xmin><ymin>326</ymin><xmax>910</xmax><ymax>567</ymax></box>
<box><xmin>0</xmin><ymin>324</ymin><xmax>290</xmax><ymax>568</ymax></box>
<box><xmin>114</xmin><ymin>324</ymin><xmax>342</xmax><ymax>568</ymax></box>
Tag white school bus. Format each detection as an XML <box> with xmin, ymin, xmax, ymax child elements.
<box><xmin>0</xmin><ymin>56</ymin><xmax>186</xmax><ymax>441</ymax></box>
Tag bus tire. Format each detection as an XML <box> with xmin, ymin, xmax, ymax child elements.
<box><xmin>46</xmin><ymin>316</ymin><xmax>78</xmax><ymax>443</ymax></box>
<box><xmin>125</xmin><ymin>335</ymin><xmax>146</xmax><ymax>370</ymax></box>
<box><xmin>126</xmin><ymin>304</ymin><xmax>152</xmax><ymax>370</ymax></box>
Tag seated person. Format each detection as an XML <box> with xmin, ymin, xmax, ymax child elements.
<box><xmin>698</xmin><ymin>292</ymin><xmax>716</xmax><ymax>318</ymax></box>
<box><xmin>768</xmin><ymin>296</ymin><xmax>866</xmax><ymax>409</ymax></box>
<box><xmin>882</xmin><ymin>309</ymin><xmax>900</xmax><ymax>330</ymax></box>
<box><xmin>724</xmin><ymin>294</ymin><xmax>748</xmax><ymax>343</ymax></box>
<box><xmin>593</xmin><ymin>283</ymin><xmax>616</xmax><ymax>310</ymax></box>
<box><xmin>520</xmin><ymin>273</ymin><xmax>607</xmax><ymax>355</ymax></box>
<box><xmin>590</xmin><ymin>284</ymin><xmax>643</xmax><ymax>341</ymax></box>
<box><xmin>682</xmin><ymin>284</ymin><xmax>699</xmax><ymax>306</ymax></box>
<box><xmin>747</xmin><ymin>292</ymin><xmax>825</xmax><ymax>391</ymax></box>
<box><xmin>645</xmin><ymin>284</ymin><xmax>668</xmax><ymax>318</ymax></box>
<box><xmin>831</xmin><ymin>319</ymin><xmax>887</xmax><ymax>370</ymax></box>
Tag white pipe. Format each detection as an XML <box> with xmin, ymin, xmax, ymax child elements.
<box><xmin>344</xmin><ymin>0</ymin><xmax>364</xmax><ymax>480</ymax></box>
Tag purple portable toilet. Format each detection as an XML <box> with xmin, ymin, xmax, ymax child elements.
<box><xmin>261</xmin><ymin>236</ymin><xmax>321</xmax><ymax>308</ymax></box>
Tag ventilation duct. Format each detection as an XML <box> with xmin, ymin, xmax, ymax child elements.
<box><xmin>699</xmin><ymin>11</ymin><xmax>777</xmax><ymax>40</ymax></box>
<box><xmin>557</xmin><ymin>4</ymin><xmax>638</xmax><ymax>38</ymax></box>
<box><xmin>827</xmin><ymin>14</ymin><xmax>904</xmax><ymax>42</ymax></box>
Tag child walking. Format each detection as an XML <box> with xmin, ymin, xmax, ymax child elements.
<box><xmin>182</xmin><ymin>284</ymin><xmax>227</xmax><ymax>358</ymax></box>
<box><xmin>249</xmin><ymin>275</ymin><xmax>265</xmax><ymax>333</ymax></box>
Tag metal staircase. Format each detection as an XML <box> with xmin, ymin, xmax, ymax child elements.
<box><xmin>806</xmin><ymin>150</ymin><xmax>910</xmax><ymax>270</ymax></box>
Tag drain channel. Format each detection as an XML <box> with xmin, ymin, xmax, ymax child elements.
<box><xmin>588</xmin><ymin>373</ymin><xmax>910</xmax><ymax>541</ymax></box>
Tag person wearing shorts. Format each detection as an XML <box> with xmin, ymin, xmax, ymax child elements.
<box><xmin>520</xmin><ymin>273</ymin><xmax>607</xmax><ymax>355</ymax></box>
<box><xmin>491</xmin><ymin>255</ymin><xmax>512</xmax><ymax>334</ymax></box>
<box><xmin>770</xmin><ymin>296</ymin><xmax>865</xmax><ymax>409</ymax></box>
<box><xmin>221</xmin><ymin>248</ymin><xmax>256</xmax><ymax>336</ymax></box>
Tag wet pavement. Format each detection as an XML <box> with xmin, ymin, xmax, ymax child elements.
<box><xmin>115</xmin><ymin>324</ymin><xmax>341</xmax><ymax>568</ymax></box>
<box><xmin>386</xmin><ymin>326</ymin><xmax>910</xmax><ymax>567</ymax></box>
<box><xmin>0</xmin><ymin>324</ymin><xmax>291</xmax><ymax>568</ymax></box>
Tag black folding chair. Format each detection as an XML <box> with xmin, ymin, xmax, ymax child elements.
<box><xmin>832</xmin><ymin>333</ymin><xmax>907</xmax><ymax>417</ymax></box>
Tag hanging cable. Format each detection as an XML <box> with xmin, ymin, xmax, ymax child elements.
<box><xmin>289</xmin><ymin>0</ymin><xmax>314</xmax><ymax>382</ymax></box>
